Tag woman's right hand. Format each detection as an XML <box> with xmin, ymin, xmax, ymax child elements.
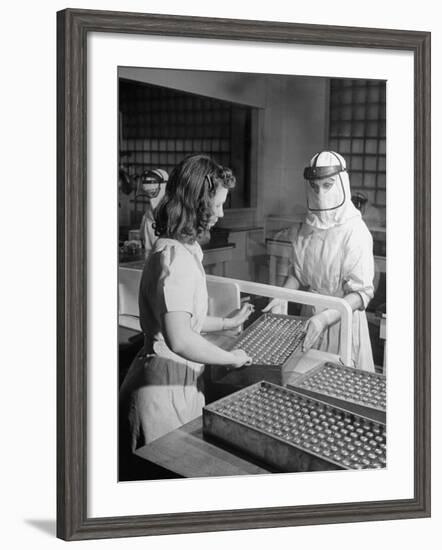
<box><xmin>262</xmin><ymin>298</ymin><xmax>287</xmax><ymax>314</ymax></box>
<box><xmin>229</xmin><ymin>349</ymin><xmax>253</xmax><ymax>368</ymax></box>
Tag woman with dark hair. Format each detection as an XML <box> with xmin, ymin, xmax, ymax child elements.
<box><xmin>120</xmin><ymin>154</ymin><xmax>253</xmax><ymax>454</ymax></box>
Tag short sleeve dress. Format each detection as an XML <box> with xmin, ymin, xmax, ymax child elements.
<box><xmin>119</xmin><ymin>237</ymin><xmax>208</xmax><ymax>450</ymax></box>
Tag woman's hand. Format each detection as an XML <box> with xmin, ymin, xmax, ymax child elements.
<box><xmin>224</xmin><ymin>303</ymin><xmax>255</xmax><ymax>330</ymax></box>
<box><xmin>302</xmin><ymin>309</ymin><xmax>340</xmax><ymax>352</ymax></box>
<box><xmin>229</xmin><ymin>349</ymin><xmax>253</xmax><ymax>368</ymax></box>
<box><xmin>262</xmin><ymin>298</ymin><xmax>287</xmax><ymax>314</ymax></box>
<box><xmin>303</xmin><ymin>315</ymin><xmax>327</xmax><ymax>352</ymax></box>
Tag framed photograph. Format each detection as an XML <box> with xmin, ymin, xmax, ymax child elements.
<box><xmin>57</xmin><ymin>8</ymin><xmax>431</xmax><ymax>541</ymax></box>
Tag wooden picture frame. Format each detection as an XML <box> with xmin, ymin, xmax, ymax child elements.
<box><xmin>57</xmin><ymin>8</ymin><xmax>431</xmax><ymax>541</ymax></box>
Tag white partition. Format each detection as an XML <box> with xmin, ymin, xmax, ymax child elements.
<box><xmin>118</xmin><ymin>267</ymin><xmax>142</xmax><ymax>331</ymax></box>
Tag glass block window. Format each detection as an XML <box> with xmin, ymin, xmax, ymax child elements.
<box><xmin>119</xmin><ymin>79</ymin><xmax>253</xmax><ymax>224</ymax></box>
<box><xmin>329</xmin><ymin>79</ymin><xmax>386</xmax><ymax>209</ymax></box>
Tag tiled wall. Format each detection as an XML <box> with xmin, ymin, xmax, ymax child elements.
<box><xmin>119</xmin><ymin>79</ymin><xmax>253</xmax><ymax>224</ymax></box>
<box><xmin>329</xmin><ymin>79</ymin><xmax>386</xmax><ymax>212</ymax></box>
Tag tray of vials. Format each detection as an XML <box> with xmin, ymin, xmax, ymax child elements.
<box><xmin>203</xmin><ymin>381</ymin><xmax>386</xmax><ymax>472</ymax></box>
<box><xmin>225</xmin><ymin>313</ymin><xmax>307</xmax><ymax>385</ymax></box>
<box><xmin>288</xmin><ymin>362</ymin><xmax>386</xmax><ymax>423</ymax></box>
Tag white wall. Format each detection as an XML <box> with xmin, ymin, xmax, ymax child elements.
<box><xmin>266</xmin><ymin>76</ymin><xmax>328</xmax><ymax>218</ymax></box>
<box><xmin>1</xmin><ymin>1</ymin><xmax>440</xmax><ymax>549</ymax></box>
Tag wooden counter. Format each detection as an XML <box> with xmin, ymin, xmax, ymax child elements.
<box><xmin>134</xmin><ymin>417</ymin><xmax>271</xmax><ymax>478</ymax></box>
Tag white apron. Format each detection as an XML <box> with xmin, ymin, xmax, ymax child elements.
<box><xmin>292</xmin><ymin>218</ymin><xmax>375</xmax><ymax>372</ymax></box>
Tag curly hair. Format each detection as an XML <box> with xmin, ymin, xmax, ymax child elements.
<box><xmin>154</xmin><ymin>154</ymin><xmax>236</xmax><ymax>244</ymax></box>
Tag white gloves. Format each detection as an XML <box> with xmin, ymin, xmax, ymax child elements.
<box><xmin>303</xmin><ymin>309</ymin><xmax>339</xmax><ymax>352</ymax></box>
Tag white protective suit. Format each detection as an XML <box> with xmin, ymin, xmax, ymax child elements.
<box><xmin>138</xmin><ymin>169</ymin><xmax>167</xmax><ymax>258</ymax></box>
<box><xmin>139</xmin><ymin>202</ymin><xmax>157</xmax><ymax>256</ymax></box>
<box><xmin>292</xmin><ymin>151</ymin><xmax>375</xmax><ymax>371</ymax></box>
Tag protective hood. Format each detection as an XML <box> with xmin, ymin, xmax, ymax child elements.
<box><xmin>137</xmin><ymin>168</ymin><xmax>169</xmax><ymax>200</ymax></box>
<box><xmin>304</xmin><ymin>151</ymin><xmax>361</xmax><ymax>229</ymax></box>
<box><xmin>149</xmin><ymin>185</ymin><xmax>166</xmax><ymax>209</ymax></box>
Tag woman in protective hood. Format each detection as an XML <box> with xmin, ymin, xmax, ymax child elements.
<box><xmin>137</xmin><ymin>168</ymin><xmax>169</xmax><ymax>258</ymax></box>
<box><xmin>265</xmin><ymin>151</ymin><xmax>375</xmax><ymax>372</ymax></box>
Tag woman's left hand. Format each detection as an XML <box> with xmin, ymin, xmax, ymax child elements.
<box><xmin>303</xmin><ymin>312</ymin><xmax>328</xmax><ymax>352</ymax></box>
<box><xmin>224</xmin><ymin>303</ymin><xmax>255</xmax><ymax>330</ymax></box>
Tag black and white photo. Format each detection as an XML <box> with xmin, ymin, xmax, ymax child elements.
<box><xmin>117</xmin><ymin>68</ymin><xmax>388</xmax><ymax>481</ymax></box>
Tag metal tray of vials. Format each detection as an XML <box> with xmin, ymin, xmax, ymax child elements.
<box><xmin>203</xmin><ymin>381</ymin><xmax>386</xmax><ymax>472</ymax></box>
<box><xmin>288</xmin><ymin>362</ymin><xmax>386</xmax><ymax>423</ymax></box>
<box><xmin>225</xmin><ymin>313</ymin><xmax>307</xmax><ymax>385</ymax></box>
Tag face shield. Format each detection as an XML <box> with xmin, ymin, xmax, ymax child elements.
<box><xmin>304</xmin><ymin>151</ymin><xmax>360</xmax><ymax>229</ymax></box>
<box><xmin>304</xmin><ymin>152</ymin><xmax>347</xmax><ymax>212</ymax></box>
<box><xmin>136</xmin><ymin>168</ymin><xmax>168</xmax><ymax>200</ymax></box>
